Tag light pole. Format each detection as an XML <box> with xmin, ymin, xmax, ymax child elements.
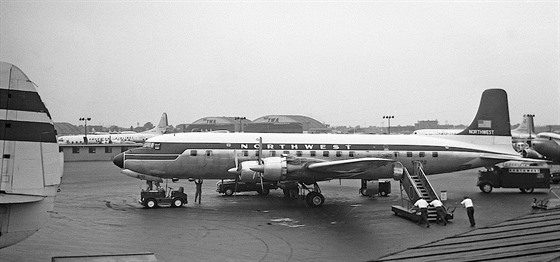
<box><xmin>79</xmin><ymin>117</ymin><xmax>91</xmax><ymax>144</ymax></box>
<box><xmin>234</xmin><ymin>117</ymin><xmax>246</xmax><ymax>133</ymax></box>
<box><xmin>524</xmin><ymin>114</ymin><xmax>535</xmax><ymax>139</ymax></box>
<box><xmin>383</xmin><ymin>116</ymin><xmax>394</xmax><ymax>134</ymax></box>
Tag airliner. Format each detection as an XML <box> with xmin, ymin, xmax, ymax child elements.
<box><xmin>57</xmin><ymin>113</ymin><xmax>169</xmax><ymax>144</ymax></box>
<box><xmin>113</xmin><ymin>89</ymin><xmax>528</xmax><ymax>207</ymax></box>
<box><xmin>1</xmin><ymin>62</ymin><xmax>63</xmax><ymax>248</ymax></box>
<box><xmin>525</xmin><ymin>132</ymin><xmax>560</xmax><ymax>163</ymax></box>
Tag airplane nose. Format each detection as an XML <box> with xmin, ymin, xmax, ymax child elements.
<box><xmin>113</xmin><ymin>153</ymin><xmax>124</xmax><ymax>168</ymax></box>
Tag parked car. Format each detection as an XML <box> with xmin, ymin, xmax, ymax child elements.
<box><xmin>216</xmin><ymin>180</ymin><xmax>278</xmax><ymax>196</ymax></box>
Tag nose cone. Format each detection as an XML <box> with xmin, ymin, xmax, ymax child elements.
<box><xmin>113</xmin><ymin>153</ymin><xmax>124</xmax><ymax>168</ymax></box>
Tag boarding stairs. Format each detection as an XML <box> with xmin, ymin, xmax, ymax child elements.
<box><xmin>392</xmin><ymin>161</ymin><xmax>450</xmax><ymax>223</ymax></box>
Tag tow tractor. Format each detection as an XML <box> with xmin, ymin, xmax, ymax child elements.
<box><xmin>139</xmin><ymin>186</ymin><xmax>188</xmax><ymax>208</ymax></box>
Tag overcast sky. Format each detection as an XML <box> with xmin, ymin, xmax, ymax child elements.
<box><xmin>1</xmin><ymin>1</ymin><xmax>558</xmax><ymax>128</ymax></box>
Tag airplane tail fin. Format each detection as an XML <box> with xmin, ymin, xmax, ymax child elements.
<box><xmin>143</xmin><ymin>113</ymin><xmax>168</xmax><ymax>135</ymax></box>
<box><xmin>157</xmin><ymin>113</ymin><xmax>168</xmax><ymax>129</ymax></box>
<box><xmin>453</xmin><ymin>88</ymin><xmax>518</xmax><ymax>155</ymax></box>
<box><xmin>512</xmin><ymin>114</ymin><xmax>535</xmax><ymax>134</ymax></box>
<box><xmin>457</xmin><ymin>89</ymin><xmax>511</xmax><ymax>137</ymax></box>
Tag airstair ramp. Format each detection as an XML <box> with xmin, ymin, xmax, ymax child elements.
<box><xmin>392</xmin><ymin>161</ymin><xmax>453</xmax><ymax>223</ymax></box>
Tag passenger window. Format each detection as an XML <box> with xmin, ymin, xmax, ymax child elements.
<box><xmin>296</xmin><ymin>151</ymin><xmax>303</xmax><ymax>157</ymax></box>
<box><xmin>336</xmin><ymin>151</ymin><xmax>342</xmax><ymax>157</ymax></box>
<box><xmin>432</xmin><ymin>152</ymin><xmax>438</xmax><ymax>157</ymax></box>
<box><xmin>242</xmin><ymin>151</ymin><xmax>248</xmax><ymax>157</ymax></box>
<box><xmin>349</xmin><ymin>151</ymin><xmax>355</xmax><ymax>157</ymax></box>
<box><xmin>419</xmin><ymin>152</ymin><xmax>425</xmax><ymax>157</ymax></box>
<box><xmin>283</xmin><ymin>151</ymin><xmax>290</xmax><ymax>155</ymax></box>
<box><xmin>406</xmin><ymin>152</ymin><xmax>413</xmax><ymax>157</ymax></box>
<box><xmin>206</xmin><ymin>150</ymin><xmax>212</xmax><ymax>157</ymax></box>
<box><xmin>310</xmin><ymin>151</ymin><xmax>316</xmax><ymax>157</ymax></box>
<box><xmin>190</xmin><ymin>150</ymin><xmax>197</xmax><ymax>156</ymax></box>
<box><xmin>323</xmin><ymin>151</ymin><xmax>329</xmax><ymax>157</ymax></box>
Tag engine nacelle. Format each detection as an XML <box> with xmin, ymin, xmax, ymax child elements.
<box><xmin>392</xmin><ymin>162</ymin><xmax>404</xmax><ymax>181</ymax></box>
<box><xmin>261</xmin><ymin>157</ymin><xmax>288</xmax><ymax>181</ymax></box>
<box><xmin>522</xmin><ymin>148</ymin><xmax>544</xmax><ymax>159</ymax></box>
<box><xmin>239</xmin><ymin>160</ymin><xmax>260</xmax><ymax>182</ymax></box>
<box><xmin>243</xmin><ymin>157</ymin><xmax>289</xmax><ymax>182</ymax></box>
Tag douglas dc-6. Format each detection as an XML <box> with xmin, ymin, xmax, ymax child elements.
<box><xmin>113</xmin><ymin>89</ymin><xmax>531</xmax><ymax>207</ymax></box>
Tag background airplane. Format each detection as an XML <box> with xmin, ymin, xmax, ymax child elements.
<box><xmin>113</xmin><ymin>89</ymin><xmax>529</xmax><ymax>207</ymax></box>
<box><xmin>0</xmin><ymin>62</ymin><xmax>63</xmax><ymax>248</ymax></box>
<box><xmin>57</xmin><ymin>113</ymin><xmax>169</xmax><ymax>144</ymax></box>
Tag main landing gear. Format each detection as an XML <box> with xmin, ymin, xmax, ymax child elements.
<box><xmin>281</xmin><ymin>182</ymin><xmax>325</xmax><ymax>207</ymax></box>
<box><xmin>301</xmin><ymin>183</ymin><xmax>325</xmax><ymax>207</ymax></box>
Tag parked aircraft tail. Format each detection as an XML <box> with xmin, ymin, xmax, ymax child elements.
<box><xmin>0</xmin><ymin>61</ymin><xmax>63</xmax><ymax>248</ymax></box>
<box><xmin>143</xmin><ymin>113</ymin><xmax>168</xmax><ymax>135</ymax></box>
<box><xmin>453</xmin><ymin>88</ymin><xmax>518</xmax><ymax>155</ymax></box>
<box><xmin>512</xmin><ymin>114</ymin><xmax>535</xmax><ymax>135</ymax></box>
<box><xmin>457</xmin><ymin>89</ymin><xmax>511</xmax><ymax>137</ymax></box>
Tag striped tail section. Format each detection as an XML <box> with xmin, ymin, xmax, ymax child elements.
<box><xmin>0</xmin><ymin>61</ymin><xmax>63</xmax><ymax>248</ymax></box>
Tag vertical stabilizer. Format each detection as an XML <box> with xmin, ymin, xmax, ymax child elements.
<box><xmin>0</xmin><ymin>61</ymin><xmax>63</xmax><ymax>248</ymax></box>
<box><xmin>142</xmin><ymin>113</ymin><xmax>168</xmax><ymax>135</ymax></box>
<box><xmin>457</xmin><ymin>89</ymin><xmax>511</xmax><ymax>137</ymax></box>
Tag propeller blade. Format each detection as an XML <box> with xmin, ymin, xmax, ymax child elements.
<box><xmin>257</xmin><ymin>137</ymin><xmax>263</xmax><ymax>164</ymax></box>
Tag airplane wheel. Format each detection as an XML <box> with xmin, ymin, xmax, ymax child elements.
<box><xmin>520</xmin><ymin>188</ymin><xmax>534</xmax><ymax>194</ymax></box>
<box><xmin>145</xmin><ymin>199</ymin><xmax>157</xmax><ymax>209</ymax></box>
<box><xmin>360</xmin><ymin>188</ymin><xmax>368</xmax><ymax>196</ymax></box>
<box><xmin>306</xmin><ymin>192</ymin><xmax>324</xmax><ymax>207</ymax></box>
<box><xmin>224</xmin><ymin>188</ymin><xmax>234</xmax><ymax>196</ymax></box>
<box><xmin>479</xmin><ymin>183</ymin><xmax>493</xmax><ymax>193</ymax></box>
<box><xmin>172</xmin><ymin>198</ymin><xmax>183</xmax><ymax>207</ymax></box>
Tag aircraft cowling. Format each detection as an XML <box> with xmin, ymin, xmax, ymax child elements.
<box><xmin>241</xmin><ymin>157</ymin><xmax>289</xmax><ymax>182</ymax></box>
<box><xmin>239</xmin><ymin>160</ymin><xmax>260</xmax><ymax>182</ymax></box>
<box><xmin>259</xmin><ymin>157</ymin><xmax>288</xmax><ymax>182</ymax></box>
<box><xmin>392</xmin><ymin>162</ymin><xmax>404</xmax><ymax>181</ymax></box>
<box><xmin>522</xmin><ymin>148</ymin><xmax>543</xmax><ymax>159</ymax></box>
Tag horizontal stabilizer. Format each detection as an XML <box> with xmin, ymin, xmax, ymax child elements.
<box><xmin>0</xmin><ymin>193</ymin><xmax>45</xmax><ymax>204</ymax></box>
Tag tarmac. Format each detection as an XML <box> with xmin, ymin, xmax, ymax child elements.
<box><xmin>0</xmin><ymin>161</ymin><xmax>558</xmax><ymax>262</ymax></box>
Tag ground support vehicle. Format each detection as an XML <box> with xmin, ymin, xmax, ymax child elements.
<box><xmin>477</xmin><ymin>163</ymin><xmax>550</xmax><ymax>193</ymax></box>
<box><xmin>216</xmin><ymin>180</ymin><xmax>278</xmax><ymax>196</ymax></box>
<box><xmin>139</xmin><ymin>187</ymin><xmax>188</xmax><ymax>208</ymax></box>
<box><xmin>359</xmin><ymin>179</ymin><xmax>391</xmax><ymax>197</ymax></box>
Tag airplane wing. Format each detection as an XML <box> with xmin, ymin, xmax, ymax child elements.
<box><xmin>307</xmin><ymin>158</ymin><xmax>395</xmax><ymax>174</ymax></box>
<box><xmin>480</xmin><ymin>154</ymin><xmax>549</xmax><ymax>163</ymax></box>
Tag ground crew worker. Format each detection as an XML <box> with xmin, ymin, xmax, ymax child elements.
<box><xmin>195</xmin><ymin>179</ymin><xmax>203</xmax><ymax>204</ymax></box>
<box><xmin>429</xmin><ymin>199</ymin><xmax>447</xmax><ymax>225</ymax></box>
<box><xmin>461</xmin><ymin>196</ymin><xmax>475</xmax><ymax>227</ymax></box>
<box><xmin>414</xmin><ymin>198</ymin><xmax>430</xmax><ymax>228</ymax></box>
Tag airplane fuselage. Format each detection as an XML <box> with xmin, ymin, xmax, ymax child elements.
<box><xmin>115</xmin><ymin>132</ymin><xmax>518</xmax><ymax>181</ymax></box>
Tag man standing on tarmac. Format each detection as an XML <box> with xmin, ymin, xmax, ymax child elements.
<box><xmin>461</xmin><ymin>196</ymin><xmax>475</xmax><ymax>227</ymax></box>
<box><xmin>414</xmin><ymin>198</ymin><xmax>430</xmax><ymax>228</ymax></box>
<box><xmin>429</xmin><ymin>199</ymin><xmax>447</xmax><ymax>225</ymax></box>
<box><xmin>195</xmin><ymin>179</ymin><xmax>203</xmax><ymax>204</ymax></box>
